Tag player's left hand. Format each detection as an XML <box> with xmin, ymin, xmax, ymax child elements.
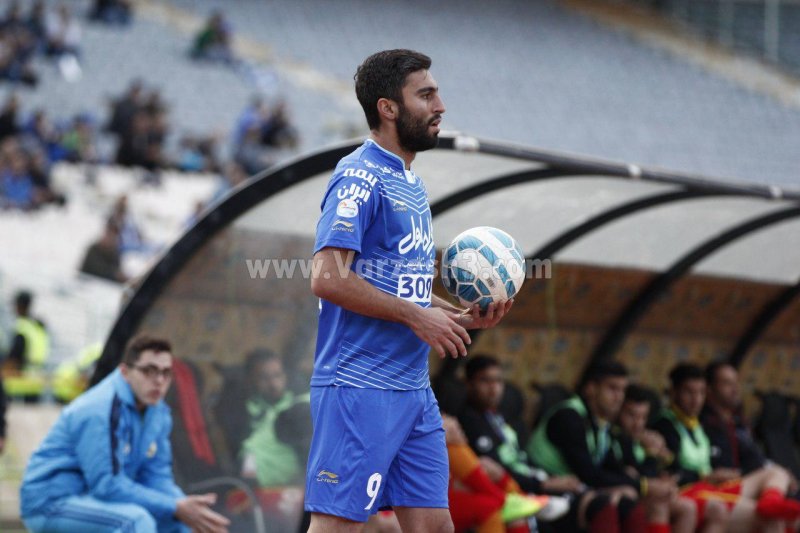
<box><xmin>457</xmin><ymin>300</ymin><xmax>514</xmax><ymax>330</ymax></box>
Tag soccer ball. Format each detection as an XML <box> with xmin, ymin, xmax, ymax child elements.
<box><xmin>441</xmin><ymin>226</ymin><xmax>526</xmax><ymax>311</ymax></box>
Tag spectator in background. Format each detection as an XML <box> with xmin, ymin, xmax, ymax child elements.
<box><xmin>234</xmin><ymin>123</ymin><xmax>272</xmax><ymax>175</ymax></box>
<box><xmin>260</xmin><ymin>99</ymin><xmax>298</xmax><ymax>150</ymax></box>
<box><xmin>0</xmin><ymin>137</ymin><xmax>40</xmax><ymax>210</ymax></box>
<box><xmin>108</xmin><ymin>194</ymin><xmax>147</xmax><ymax>254</ymax></box>
<box><xmin>106</xmin><ymin>79</ymin><xmax>144</xmax><ymax>139</ymax></box>
<box><xmin>89</xmin><ymin>0</ymin><xmax>132</xmax><ymax>26</ymax></box>
<box><xmin>232</xmin><ymin>95</ymin><xmax>265</xmax><ymax>148</ymax></box>
<box><xmin>44</xmin><ymin>4</ymin><xmax>81</xmax><ymax>58</ymax></box>
<box><xmin>61</xmin><ymin>113</ymin><xmax>99</xmax><ymax>164</ymax></box>
<box><xmin>177</xmin><ymin>133</ymin><xmax>220</xmax><ymax>173</ymax></box>
<box><xmin>0</xmin><ymin>2</ymin><xmax>39</xmax><ymax>86</ymax></box>
<box><xmin>79</xmin><ymin>222</ymin><xmax>128</xmax><ymax>283</ymax></box>
<box><xmin>0</xmin><ymin>374</ymin><xmax>6</xmax><ymax>454</ymax></box>
<box><xmin>0</xmin><ymin>136</ymin><xmax>63</xmax><ymax>209</ymax></box>
<box><xmin>0</xmin><ymin>94</ymin><xmax>20</xmax><ymax>141</ymax></box>
<box><xmin>4</xmin><ymin>290</ymin><xmax>50</xmax><ymax>374</ymax></box>
<box><xmin>190</xmin><ymin>10</ymin><xmax>234</xmax><ymax>64</ymax></box>
<box><xmin>113</xmin><ymin>90</ymin><xmax>169</xmax><ymax>174</ymax></box>
<box><xmin>25</xmin><ymin>1</ymin><xmax>46</xmax><ymax>44</ymax></box>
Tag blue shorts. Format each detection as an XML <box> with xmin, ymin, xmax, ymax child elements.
<box><xmin>304</xmin><ymin>385</ymin><xmax>448</xmax><ymax>522</ymax></box>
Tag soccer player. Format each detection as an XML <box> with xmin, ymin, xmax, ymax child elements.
<box><xmin>305</xmin><ymin>49</ymin><xmax>513</xmax><ymax>533</ymax></box>
<box><xmin>19</xmin><ymin>335</ymin><xmax>230</xmax><ymax>533</ymax></box>
<box><xmin>654</xmin><ymin>363</ymin><xmax>800</xmax><ymax>533</ymax></box>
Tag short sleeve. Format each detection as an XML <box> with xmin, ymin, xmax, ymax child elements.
<box><xmin>314</xmin><ymin>166</ymin><xmax>379</xmax><ymax>255</ymax></box>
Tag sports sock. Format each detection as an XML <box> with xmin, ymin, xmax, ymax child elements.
<box><xmin>620</xmin><ymin>501</ymin><xmax>647</xmax><ymax>533</ymax></box>
<box><xmin>757</xmin><ymin>488</ymin><xmax>800</xmax><ymax>521</ymax></box>
<box><xmin>589</xmin><ymin>502</ymin><xmax>620</xmax><ymax>533</ymax></box>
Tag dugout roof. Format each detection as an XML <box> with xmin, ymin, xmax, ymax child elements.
<box><xmin>94</xmin><ymin>132</ymin><xmax>800</xmax><ymax>380</ymax></box>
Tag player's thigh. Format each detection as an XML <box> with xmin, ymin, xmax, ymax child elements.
<box><xmin>24</xmin><ymin>495</ymin><xmax>156</xmax><ymax>533</ymax></box>
<box><xmin>383</xmin><ymin>389</ymin><xmax>448</xmax><ymax>508</ymax></box>
<box><xmin>308</xmin><ymin>512</ymin><xmax>366</xmax><ymax>533</ymax></box>
<box><xmin>394</xmin><ymin>507</ymin><xmax>453</xmax><ymax>533</ymax></box>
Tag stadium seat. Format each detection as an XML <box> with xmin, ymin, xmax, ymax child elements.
<box><xmin>530</xmin><ymin>382</ymin><xmax>571</xmax><ymax>431</ymax></box>
<box><xmin>754</xmin><ymin>392</ymin><xmax>800</xmax><ymax>480</ymax></box>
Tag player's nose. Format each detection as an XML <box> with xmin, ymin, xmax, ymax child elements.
<box><xmin>433</xmin><ymin>94</ymin><xmax>445</xmax><ymax>115</ymax></box>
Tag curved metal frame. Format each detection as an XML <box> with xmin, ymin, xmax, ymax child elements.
<box><xmin>730</xmin><ymin>276</ymin><xmax>800</xmax><ymax>367</ymax></box>
<box><xmin>586</xmin><ymin>206</ymin><xmax>800</xmax><ymax>377</ymax></box>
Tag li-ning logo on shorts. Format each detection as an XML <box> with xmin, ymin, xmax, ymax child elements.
<box><xmin>316</xmin><ymin>470</ymin><xmax>340</xmax><ymax>484</ymax></box>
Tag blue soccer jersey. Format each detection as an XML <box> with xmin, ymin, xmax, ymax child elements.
<box><xmin>313</xmin><ymin>140</ymin><xmax>435</xmax><ymax>390</ymax></box>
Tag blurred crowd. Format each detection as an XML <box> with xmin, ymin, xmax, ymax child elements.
<box><xmin>0</xmin><ymin>3</ymin><xmax>300</xmax><ymax>290</ymax></box>
<box><xmin>0</xmin><ymin>1</ymin><xmax>89</xmax><ymax>87</ymax></box>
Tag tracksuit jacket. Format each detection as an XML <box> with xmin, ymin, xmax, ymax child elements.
<box><xmin>20</xmin><ymin>369</ymin><xmax>185</xmax><ymax>522</ymax></box>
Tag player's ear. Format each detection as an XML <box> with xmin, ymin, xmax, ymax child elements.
<box><xmin>377</xmin><ymin>97</ymin><xmax>398</xmax><ymax>122</ymax></box>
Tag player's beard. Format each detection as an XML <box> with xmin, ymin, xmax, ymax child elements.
<box><xmin>396</xmin><ymin>103</ymin><xmax>440</xmax><ymax>153</ymax></box>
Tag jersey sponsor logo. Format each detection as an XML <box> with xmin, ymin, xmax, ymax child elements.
<box><xmin>316</xmin><ymin>469</ymin><xmax>340</xmax><ymax>484</ymax></box>
<box><xmin>363</xmin><ymin>159</ymin><xmax>404</xmax><ymax>180</ymax></box>
<box><xmin>332</xmin><ymin>220</ymin><xmax>354</xmax><ymax>232</ymax></box>
<box><xmin>398</xmin><ymin>214</ymin><xmax>434</xmax><ymax>255</ymax></box>
<box><xmin>344</xmin><ymin>167</ymin><xmax>378</xmax><ymax>187</ymax></box>
<box><xmin>337</xmin><ymin>182</ymin><xmax>372</xmax><ymax>205</ymax></box>
<box><xmin>337</xmin><ymin>198</ymin><xmax>359</xmax><ymax>218</ymax></box>
<box><xmin>390</xmin><ymin>198</ymin><xmax>408</xmax><ymax>212</ymax></box>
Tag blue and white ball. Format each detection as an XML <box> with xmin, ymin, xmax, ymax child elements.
<box><xmin>441</xmin><ymin>226</ymin><xmax>526</xmax><ymax>311</ymax></box>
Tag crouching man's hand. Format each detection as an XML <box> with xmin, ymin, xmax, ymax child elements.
<box><xmin>175</xmin><ymin>493</ymin><xmax>230</xmax><ymax>533</ymax></box>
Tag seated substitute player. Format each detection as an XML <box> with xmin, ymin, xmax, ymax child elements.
<box><xmin>653</xmin><ymin>363</ymin><xmax>800</xmax><ymax>533</ymax></box>
<box><xmin>611</xmin><ymin>384</ymin><xmax>710</xmax><ymax>533</ymax></box>
<box><xmin>305</xmin><ymin>49</ymin><xmax>513</xmax><ymax>533</ymax></box>
<box><xmin>19</xmin><ymin>335</ymin><xmax>230</xmax><ymax>533</ymax></box>
<box><xmin>701</xmin><ymin>360</ymin><xmax>797</xmax><ymax>491</ymax></box>
<box><xmin>527</xmin><ymin>361</ymin><xmax>678</xmax><ymax>533</ymax></box>
<box><xmin>459</xmin><ymin>355</ymin><xmax>636</xmax><ymax>533</ymax></box>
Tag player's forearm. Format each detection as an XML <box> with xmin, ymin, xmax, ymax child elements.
<box><xmin>311</xmin><ymin>251</ymin><xmax>421</xmax><ymax>326</ymax></box>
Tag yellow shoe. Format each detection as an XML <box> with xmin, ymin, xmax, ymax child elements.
<box><xmin>501</xmin><ymin>493</ymin><xmax>549</xmax><ymax>522</ymax></box>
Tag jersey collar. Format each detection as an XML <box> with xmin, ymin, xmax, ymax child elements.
<box><xmin>365</xmin><ymin>139</ymin><xmax>407</xmax><ymax>170</ymax></box>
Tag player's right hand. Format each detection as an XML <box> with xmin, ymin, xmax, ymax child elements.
<box><xmin>411</xmin><ymin>307</ymin><xmax>471</xmax><ymax>358</ymax></box>
<box><xmin>175</xmin><ymin>494</ymin><xmax>230</xmax><ymax>533</ymax></box>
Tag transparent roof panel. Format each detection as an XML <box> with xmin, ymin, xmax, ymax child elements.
<box><xmin>694</xmin><ymin>217</ymin><xmax>800</xmax><ymax>284</ymax></box>
<box><xmin>433</xmin><ymin>177</ymin><xmax>675</xmax><ymax>257</ymax></box>
<box><xmin>558</xmin><ymin>197</ymin><xmax>794</xmax><ymax>273</ymax></box>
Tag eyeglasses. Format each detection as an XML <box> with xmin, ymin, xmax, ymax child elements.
<box><xmin>129</xmin><ymin>364</ymin><xmax>173</xmax><ymax>380</ymax></box>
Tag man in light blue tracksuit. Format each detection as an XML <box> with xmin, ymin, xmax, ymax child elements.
<box><xmin>20</xmin><ymin>335</ymin><xmax>230</xmax><ymax>533</ymax></box>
